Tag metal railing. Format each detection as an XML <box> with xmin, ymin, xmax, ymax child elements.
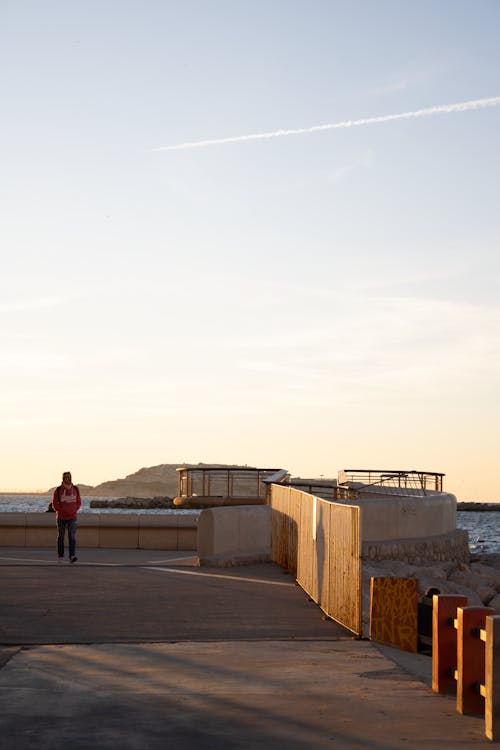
<box><xmin>284</xmin><ymin>479</ymin><xmax>358</xmax><ymax>503</ymax></box>
<box><xmin>338</xmin><ymin>469</ymin><xmax>444</xmax><ymax>495</ymax></box>
<box><xmin>177</xmin><ymin>466</ymin><xmax>288</xmax><ymax>500</ymax></box>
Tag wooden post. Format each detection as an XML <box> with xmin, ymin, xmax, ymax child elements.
<box><xmin>456</xmin><ymin>606</ymin><xmax>495</xmax><ymax>715</ymax></box>
<box><xmin>432</xmin><ymin>595</ymin><xmax>468</xmax><ymax>693</ymax></box>
<box><xmin>484</xmin><ymin>615</ymin><xmax>500</xmax><ymax>741</ymax></box>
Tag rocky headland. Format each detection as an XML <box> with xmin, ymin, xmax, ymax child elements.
<box><xmin>48</xmin><ymin>462</ymin><xmax>249</xmax><ymax>499</ymax></box>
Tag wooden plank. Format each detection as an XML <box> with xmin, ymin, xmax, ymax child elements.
<box><xmin>485</xmin><ymin>615</ymin><xmax>500</xmax><ymax>741</ymax></box>
<box><xmin>456</xmin><ymin>606</ymin><xmax>494</xmax><ymax>716</ymax></box>
<box><xmin>370</xmin><ymin>577</ymin><xmax>418</xmax><ymax>652</ymax></box>
<box><xmin>432</xmin><ymin>594</ymin><xmax>468</xmax><ymax>694</ymax></box>
<box><xmin>270</xmin><ymin>485</ymin><xmax>362</xmax><ymax>636</ymax></box>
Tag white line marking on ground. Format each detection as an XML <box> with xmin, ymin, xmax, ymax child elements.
<box><xmin>0</xmin><ymin>556</ymin><xmax>57</xmax><ymax>564</ymax></box>
<box><xmin>147</xmin><ymin>555</ymin><xmax>197</xmax><ymax>564</ymax></box>
<box><xmin>144</xmin><ymin>566</ymin><xmax>293</xmax><ymax>587</ymax></box>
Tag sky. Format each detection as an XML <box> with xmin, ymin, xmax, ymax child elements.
<box><xmin>1</xmin><ymin>1</ymin><xmax>499</xmax><ymax>499</ymax></box>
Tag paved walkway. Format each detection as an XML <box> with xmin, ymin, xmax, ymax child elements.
<box><xmin>0</xmin><ymin>549</ymin><xmax>487</xmax><ymax>748</ymax></box>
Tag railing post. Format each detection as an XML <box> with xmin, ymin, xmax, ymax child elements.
<box><xmin>456</xmin><ymin>606</ymin><xmax>495</xmax><ymax>715</ymax></box>
<box><xmin>484</xmin><ymin>614</ymin><xmax>500</xmax><ymax>740</ymax></box>
<box><xmin>432</xmin><ymin>595</ymin><xmax>468</xmax><ymax>693</ymax></box>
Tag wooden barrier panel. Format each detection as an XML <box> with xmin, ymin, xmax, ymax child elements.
<box><xmin>485</xmin><ymin>615</ymin><xmax>500</xmax><ymax>741</ymax></box>
<box><xmin>432</xmin><ymin>594</ymin><xmax>468</xmax><ymax>694</ymax></box>
<box><xmin>270</xmin><ymin>485</ymin><xmax>299</xmax><ymax>573</ymax></box>
<box><xmin>270</xmin><ymin>485</ymin><xmax>362</xmax><ymax>636</ymax></box>
<box><xmin>456</xmin><ymin>606</ymin><xmax>495</xmax><ymax>716</ymax></box>
<box><xmin>297</xmin><ymin>493</ymin><xmax>315</xmax><ymax>601</ymax></box>
<box><xmin>327</xmin><ymin>503</ymin><xmax>361</xmax><ymax>634</ymax></box>
<box><xmin>369</xmin><ymin>577</ymin><xmax>418</xmax><ymax>652</ymax></box>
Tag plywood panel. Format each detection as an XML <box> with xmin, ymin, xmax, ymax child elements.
<box><xmin>370</xmin><ymin>577</ymin><xmax>418</xmax><ymax>652</ymax></box>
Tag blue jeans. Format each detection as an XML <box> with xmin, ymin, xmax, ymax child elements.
<box><xmin>57</xmin><ymin>518</ymin><xmax>77</xmax><ymax>558</ymax></box>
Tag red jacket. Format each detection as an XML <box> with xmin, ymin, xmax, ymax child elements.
<box><xmin>52</xmin><ymin>484</ymin><xmax>81</xmax><ymax>520</ymax></box>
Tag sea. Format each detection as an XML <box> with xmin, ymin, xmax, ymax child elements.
<box><xmin>0</xmin><ymin>494</ymin><xmax>498</xmax><ymax>553</ymax></box>
<box><xmin>0</xmin><ymin>494</ymin><xmax>198</xmax><ymax>516</ymax></box>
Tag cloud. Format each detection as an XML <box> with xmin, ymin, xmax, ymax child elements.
<box><xmin>228</xmin><ymin>294</ymin><xmax>500</xmax><ymax>408</ymax></box>
<box><xmin>155</xmin><ymin>96</ymin><xmax>500</xmax><ymax>152</ymax></box>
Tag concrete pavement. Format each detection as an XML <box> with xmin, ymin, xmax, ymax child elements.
<box><xmin>0</xmin><ymin>548</ymin><xmax>487</xmax><ymax>748</ymax></box>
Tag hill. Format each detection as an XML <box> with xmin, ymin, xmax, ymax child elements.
<box><xmin>48</xmin><ymin>463</ymin><xmax>249</xmax><ymax>498</ymax></box>
<box><xmin>89</xmin><ymin>464</ymin><xmax>181</xmax><ymax>498</ymax></box>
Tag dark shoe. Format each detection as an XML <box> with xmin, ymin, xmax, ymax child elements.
<box><xmin>70</xmin><ymin>556</ymin><xmax>78</xmax><ymax>564</ymax></box>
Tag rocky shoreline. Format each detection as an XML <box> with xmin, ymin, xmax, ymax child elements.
<box><xmin>457</xmin><ymin>502</ymin><xmax>500</xmax><ymax>511</ymax></box>
<box><xmin>89</xmin><ymin>496</ymin><xmax>174</xmax><ymax>509</ymax></box>
<box><xmin>362</xmin><ymin>551</ymin><xmax>500</xmax><ymax>632</ymax></box>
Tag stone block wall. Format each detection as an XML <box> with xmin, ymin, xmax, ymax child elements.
<box><xmin>362</xmin><ymin>529</ymin><xmax>470</xmax><ymax>564</ymax></box>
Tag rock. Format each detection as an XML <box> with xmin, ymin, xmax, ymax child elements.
<box><xmin>361</xmin><ymin>553</ymin><xmax>500</xmax><ymax>621</ymax></box>
<box><xmin>410</xmin><ymin>564</ymin><xmax>455</xmax><ymax>580</ymax></box>
<box><xmin>469</xmin><ymin>561</ymin><xmax>500</xmax><ymax>589</ymax></box>
<box><xmin>89</xmin><ymin>496</ymin><xmax>173</xmax><ymax>509</ymax></box>
<box><xmin>487</xmin><ymin>593</ymin><xmax>500</xmax><ymax>611</ymax></box>
<box><xmin>458</xmin><ymin>502</ymin><xmax>500</xmax><ymax>511</ymax></box>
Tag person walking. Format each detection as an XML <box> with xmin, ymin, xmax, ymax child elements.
<box><xmin>52</xmin><ymin>471</ymin><xmax>81</xmax><ymax>563</ymax></box>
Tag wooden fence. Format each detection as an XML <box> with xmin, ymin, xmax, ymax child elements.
<box><xmin>269</xmin><ymin>485</ymin><xmax>362</xmax><ymax>636</ymax></box>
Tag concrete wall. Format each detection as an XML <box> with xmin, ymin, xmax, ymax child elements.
<box><xmin>197</xmin><ymin>505</ymin><xmax>271</xmax><ymax>567</ymax></box>
<box><xmin>196</xmin><ymin>491</ymin><xmax>464</xmax><ymax>567</ymax></box>
<box><xmin>0</xmin><ymin>513</ymin><xmax>197</xmax><ymax>551</ymax></box>
<box><xmin>356</xmin><ymin>492</ymin><xmax>457</xmax><ymax>541</ymax></box>
<box><xmin>362</xmin><ymin>529</ymin><xmax>469</xmax><ymax>564</ymax></box>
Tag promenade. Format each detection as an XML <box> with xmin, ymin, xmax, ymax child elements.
<box><xmin>0</xmin><ymin>549</ymin><xmax>487</xmax><ymax>749</ymax></box>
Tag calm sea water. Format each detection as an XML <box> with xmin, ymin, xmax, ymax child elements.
<box><xmin>456</xmin><ymin>510</ymin><xmax>500</xmax><ymax>554</ymax></box>
<box><xmin>0</xmin><ymin>494</ymin><xmax>198</xmax><ymax>516</ymax></box>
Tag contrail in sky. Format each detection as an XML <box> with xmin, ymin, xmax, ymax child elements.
<box><xmin>155</xmin><ymin>96</ymin><xmax>500</xmax><ymax>152</ymax></box>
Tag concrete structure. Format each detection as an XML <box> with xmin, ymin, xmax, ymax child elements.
<box><xmin>195</xmin><ymin>489</ymin><xmax>469</xmax><ymax>569</ymax></box>
<box><xmin>174</xmin><ymin>465</ymin><xmax>288</xmax><ymax>507</ymax></box>
<box><xmin>356</xmin><ymin>491</ymin><xmax>457</xmax><ymax>539</ymax></box>
<box><xmin>197</xmin><ymin>505</ymin><xmax>271</xmax><ymax>566</ymax></box>
<box><xmin>0</xmin><ymin>512</ymin><xmax>198</xmax><ymax>551</ymax></box>
<box><xmin>356</xmin><ymin>491</ymin><xmax>469</xmax><ymax>563</ymax></box>
<box><xmin>0</xmin><ymin>485</ymin><xmax>469</xmax><ymax>565</ymax></box>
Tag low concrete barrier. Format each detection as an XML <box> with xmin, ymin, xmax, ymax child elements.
<box><xmin>357</xmin><ymin>492</ymin><xmax>457</xmax><ymax>541</ymax></box>
<box><xmin>0</xmin><ymin>512</ymin><xmax>198</xmax><ymax>551</ymax></box>
<box><xmin>362</xmin><ymin>529</ymin><xmax>470</xmax><ymax>564</ymax></box>
<box><xmin>356</xmin><ymin>492</ymin><xmax>469</xmax><ymax>563</ymax></box>
<box><xmin>197</xmin><ymin>505</ymin><xmax>271</xmax><ymax>567</ymax></box>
